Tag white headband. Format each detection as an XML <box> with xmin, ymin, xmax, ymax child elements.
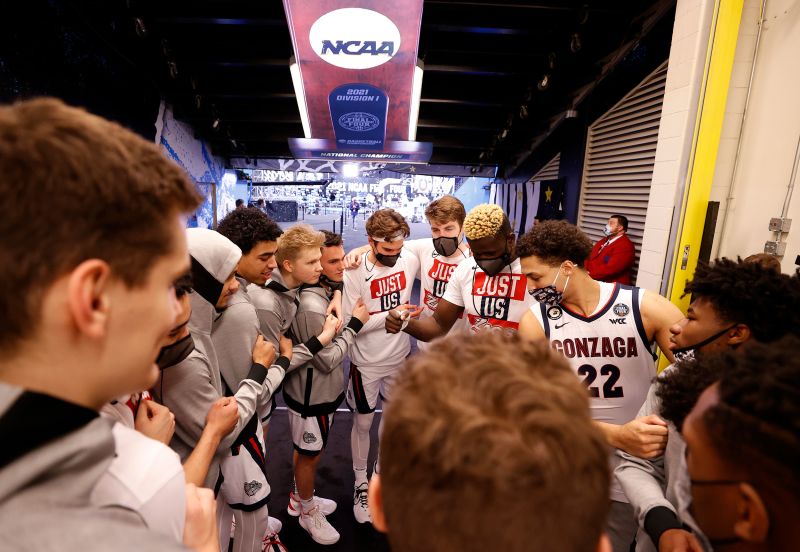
<box><xmin>370</xmin><ymin>232</ymin><xmax>405</xmax><ymax>243</ymax></box>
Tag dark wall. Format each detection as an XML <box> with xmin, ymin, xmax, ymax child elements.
<box><xmin>0</xmin><ymin>0</ymin><xmax>161</xmax><ymax>140</ymax></box>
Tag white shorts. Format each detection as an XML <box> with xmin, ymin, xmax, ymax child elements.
<box><xmin>219</xmin><ymin>422</ymin><xmax>271</xmax><ymax>511</ymax></box>
<box><xmin>287</xmin><ymin>409</ymin><xmax>335</xmax><ymax>457</ymax></box>
<box><xmin>346</xmin><ymin>363</ymin><xmax>401</xmax><ymax>414</ymax></box>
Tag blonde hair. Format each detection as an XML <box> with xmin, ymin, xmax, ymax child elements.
<box><xmin>275</xmin><ymin>224</ymin><xmax>325</xmax><ymax>264</ymax></box>
<box><xmin>425</xmin><ymin>195</ymin><xmax>466</xmax><ymax>225</ymax></box>
<box><xmin>463</xmin><ymin>203</ymin><xmax>509</xmax><ymax>240</ymax></box>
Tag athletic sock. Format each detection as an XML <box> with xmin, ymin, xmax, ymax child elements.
<box><xmin>354</xmin><ymin>468</ymin><xmax>368</xmax><ymax>486</ymax></box>
<box><xmin>300</xmin><ymin>496</ymin><xmax>315</xmax><ymax>514</ymax></box>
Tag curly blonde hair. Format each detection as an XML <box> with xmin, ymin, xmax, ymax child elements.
<box><xmin>463</xmin><ymin>203</ymin><xmax>510</xmax><ymax>240</ymax></box>
<box><xmin>275</xmin><ymin>224</ymin><xmax>325</xmax><ymax>264</ymax></box>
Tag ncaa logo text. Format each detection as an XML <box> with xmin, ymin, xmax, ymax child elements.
<box><xmin>309</xmin><ymin>8</ymin><xmax>401</xmax><ymax>70</ymax></box>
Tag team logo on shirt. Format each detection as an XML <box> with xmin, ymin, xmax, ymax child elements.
<box><xmin>423</xmin><ymin>259</ymin><xmax>458</xmax><ymax>312</ymax></box>
<box><xmin>613</xmin><ymin>303</ymin><xmax>630</xmax><ymax>317</ymax></box>
<box><xmin>471</xmin><ymin>272</ymin><xmax>526</xmax><ymax>322</ymax></box>
<box><xmin>370</xmin><ymin>271</ymin><xmax>407</xmax><ymax>312</ymax></box>
<box><xmin>547</xmin><ymin>306</ymin><xmax>563</xmax><ymax>320</ymax></box>
<box><xmin>244</xmin><ymin>480</ymin><xmax>262</xmax><ymax>497</ymax></box>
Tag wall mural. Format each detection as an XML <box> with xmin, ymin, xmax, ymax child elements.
<box><xmin>155</xmin><ymin>101</ymin><xmax>236</xmax><ymax>227</ymax></box>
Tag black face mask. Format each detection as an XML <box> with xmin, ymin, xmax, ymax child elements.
<box><xmin>672</xmin><ymin>324</ymin><xmax>738</xmax><ymax>362</ymax></box>
<box><xmin>475</xmin><ymin>250</ymin><xmax>511</xmax><ymax>277</ymax></box>
<box><xmin>319</xmin><ymin>273</ymin><xmax>344</xmax><ymax>292</ymax></box>
<box><xmin>432</xmin><ymin>236</ymin><xmax>460</xmax><ymax>257</ymax></box>
<box><xmin>374</xmin><ymin>251</ymin><xmax>400</xmax><ymax>268</ymax></box>
<box><xmin>156</xmin><ymin>334</ymin><xmax>194</xmax><ymax>370</ymax></box>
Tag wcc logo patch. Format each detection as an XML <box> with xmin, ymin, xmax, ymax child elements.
<box><xmin>244</xmin><ymin>480</ymin><xmax>262</xmax><ymax>497</ymax></box>
<box><xmin>303</xmin><ymin>431</ymin><xmax>317</xmax><ymax>444</ymax></box>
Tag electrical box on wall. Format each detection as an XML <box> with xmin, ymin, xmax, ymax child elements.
<box><xmin>764</xmin><ymin>241</ymin><xmax>787</xmax><ymax>256</ymax></box>
<box><xmin>768</xmin><ymin>217</ymin><xmax>792</xmax><ymax>232</ymax></box>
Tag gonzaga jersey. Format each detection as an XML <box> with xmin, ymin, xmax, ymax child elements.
<box><xmin>532</xmin><ymin>282</ymin><xmax>656</xmax><ymax>424</ymax></box>
<box><xmin>443</xmin><ymin>257</ymin><xmax>534</xmax><ymax>334</ymax></box>
<box><xmin>403</xmin><ymin>239</ymin><xmax>471</xmax><ymax>350</ymax></box>
<box><xmin>343</xmin><ymin>251</ymin><xmax>419</xmax><ymax>369</ymax></box>
<box><xmin>531</xmin><ymin>282</ymin><xmax>657</xmax><ymax>502</ymax></box>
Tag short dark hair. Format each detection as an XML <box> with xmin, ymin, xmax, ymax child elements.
<box><xmin>216</xmin><ymin>207</ymin><xmax>283</xmax><ymax>254</ymax></box>
<box><xmin>381</xmin><ymin>332</ymin><xmax>609</xmax><ymax>552</ymax></box>
<box><xmin>700</xmin><ymin>337</ymin><xmax>800</xmax><ymax>496</ymax></box>
<box><xmin>174</xmin><ymin>273</ymin><xmax>193</xmax><ymax>299</ymax></box>
<box><xmin>656</xmin><ymin>357</ymin><xmax>720</xmax><ymax>432</ymax></box>
<box><xmin>0</xmin><ymin>98</ymin><xmax>202</xmax><ymax>353</ymax></box>
<box><xmin>610</xmin><ymin>214</ymin><xmax>628</xmax><ymax>231</ymax></box>
<box><xmin>683</xmin><ymin>258</ymin><xmax>800</xmax><ymax>342</ymax></box>
<box><xmin>321</xmin><ymin>230</ymin><xmax>342</xmax><ymax>247</ymax></box>
<box><xmin>743</xmin><ymin>252</ymin><xmax>782</xmax><ymax>272</ymax></box>
<box><xmin>235</xmin><ymin>198</ymin><xmax>244</xmax><ymax>207</ymax></box>
<box><xmin>516</xmin><ymin>220</ymin><xmax>593</xmax><ymax>267</ymax></box>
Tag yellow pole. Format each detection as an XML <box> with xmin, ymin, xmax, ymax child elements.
<box><xmin>659</xmin><ymin>0</ymin><xmax>744</xmax><ymax>370</ymax></box>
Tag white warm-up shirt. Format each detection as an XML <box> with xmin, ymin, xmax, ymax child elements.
<box><xmin>343</xmin><ymin>250</ymin><xmax>420</xmax><ymax>370</ymax></box>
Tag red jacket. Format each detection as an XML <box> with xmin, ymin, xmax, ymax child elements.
<box><xmin>584</xmin><ymin>234</ymin><xmax>635</xmax><ymax>285</ymax></box>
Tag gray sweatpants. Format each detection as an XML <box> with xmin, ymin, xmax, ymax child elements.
<box><xmin>607</xmin><ymin>500</ymin><xmax>637</xmax><ymax>552</ymax></box>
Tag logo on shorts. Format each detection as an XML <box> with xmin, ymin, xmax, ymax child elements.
<box><xmin>547</xmin><ymin>306</ymin><xmax>563</xmax><ymax>320</ymax></box>
<box><xmin>244</xmin><ymin>480</ymin><xmax>262</xmax><ymax>497</ymax></box>
<box><xmin>613</xmin><ymin>303</ymin><xmax>630</xmax><ymax>317</ymax></box>
<box><xmin>303</xmin><ymin>431</ymin><xmax>318</xmax><ymax>444</ymax></box>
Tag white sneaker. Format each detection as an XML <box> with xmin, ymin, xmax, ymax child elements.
<box><xmin>287</xmin><ymin>491</ymin><xmax>337</xmax><ymax>517</ymax></box>
<box><xmin>267</xmin><ymin>516</ymin><xmax>282</xmax><ymax>534</ymax></box>
<box><xmin>353</xmin><ymin>482</ymin><xmax>371</xmax><ymax>524</ymax></box>
<box><xmin>298</xmin><ymin>505</ymin><xmax>340</xmax><ymax>545</ymax></box>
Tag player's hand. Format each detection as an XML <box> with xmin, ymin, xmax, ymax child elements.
<box><xmin>319</xmin><ymin>313</ymin><xmax>340</xmax><ymax>345</ymax></box>
<box><xmin>134</xmin><ymin>399</ymin><xmax>175</xmax><ymax>445</ymax></box>
<box><xmin>205</xmin><ymin>397</ymin><xmax>238</xmax><ymax>439</ymax></box>
<box><xmin>326</xmin><ymin>290</ymin><xmax>344</xmax><ymax>331</ymax></box>
<box><xmin>659</xmin><ymin>529</ymin><xmax>704</xmax><ymax>552</ymax></box>
<box><xmin>279</xmin><ymin>334</ymin><xmax>294</xmax><ymax>360</ymax></box>
<box><xmin>252</xmin><ymin>335</ymin><xmax>276</xmax><ymax>366</ymax></box>
<box><xmin>385</xmin><ymin>304</ymin><xmax>419</xmax><ymax>334</ymax></box>
<box><xmin>183</xmin><ymin>484</ymin><xmax>219</xmax><ymax>552</ymax></box>
<box><xmin>405</xmin><ymin>304</ymin><xmax>424</xmax><ymax>319</ymax></box>
<box><xmin>343</xmin><ymin>250</ymin><xmax>363</xmax><ymax>269</ymax></box>
<box><xmin>352</xmin><ymin>298</ymin><xmax>371</xmax><ymax>324</ymax></box>
<box><xmin>617</xmin><ymin>415</ymin><xmax>669</xmax><ymax>458</ymax></box>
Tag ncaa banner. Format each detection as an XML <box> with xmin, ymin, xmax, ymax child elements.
<box><xmin>283</xmin><ymin>0</ymin><xmax>430</xmax><ymax>161</ymax></box>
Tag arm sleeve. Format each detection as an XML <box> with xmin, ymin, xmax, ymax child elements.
<box><xmin>294</xmin><ymin>303</ymin><xmax>363</xmax><ymax>374</ymax></box>
<box><xmin>137</xmin><ymin>470</ymin><xmax>186</xmax><ymax>541</ymax></box>
<box><xmin>589</xmin><ymin>239</ymin><xmax>635</xmax><ymax>280</ymax></box>
<box><xmin>614</xmin><ymin>384</ymin><xmax>679</xmax><ymax>546</ymax></box>
<box><xmin>254</xmin><ymin>307</ymin><xmax>284</xmax><ymax>349</ymax></box>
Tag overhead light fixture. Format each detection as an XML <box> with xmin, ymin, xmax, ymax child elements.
<box><xmin>134</xmin><ymin>17</ymin><xmax>147</xmax><ymax>38</ymax></box>
<box><xmin>537</xmin><ymin>74</ymin><xmax>550</xmax><ymax>91</ymax></box>
<box><xmin>570</xmin><ymin>33</ymin><xmax>582</xmax><ymax>53</ymax></box>
<box><xmin>342</xmin><ymin>163</ymin><xmax>359</xmax><ymax>178</ymax></box>
<box><xmin>212</xmin><ymin>118</ymin><xmax>220</xmax><ymax>130</ymax></box>
<box><xmin>408</xmin><ymin>60</ymin><xmax>424</xmax><ymax>141</ymax></box>
<box><xmin>289</xmin><ymin>57</ymin><xmax>312</xmax><ymax>139</ymax></box>
<box><xmin>519</xmin><ymin>105</ymin><xmax>529</xmax><ymax>119</ymax></box>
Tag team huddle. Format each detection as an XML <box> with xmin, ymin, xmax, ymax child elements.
<box><xmin>2</xmin><ymin>99</ymin><xmax>799</xmax><ymax>552</ymax></box>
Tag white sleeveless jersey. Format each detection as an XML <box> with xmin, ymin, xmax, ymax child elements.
<box><xmin>443</xmin><ymin>257</ymin><xmax>534</xmax><ymax>334</ymax></box>
<box><xmin>531</xmin><ymin>282</ymin><xmax>657</xmax><ymax>502</ymax></box>
<box><xmin>403</xmin><ymin>239</ymin><xmax>471</xmax><ymax>351</ymax></box>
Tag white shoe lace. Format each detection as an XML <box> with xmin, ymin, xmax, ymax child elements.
<box><xmin>304</xmin><ymin>505</ymin><xmax>326</xmax><ymax>529</ymax></box>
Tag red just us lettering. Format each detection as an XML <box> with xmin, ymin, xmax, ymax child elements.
<box><xmin>371</xmin><ymin>272</ymin><xmax>406</xmax><ymax>298</ymax></box>
<box><xmin>472</xmin><ymin>272</ymin><xmax>526</xmax><ymax>300</ymax></box>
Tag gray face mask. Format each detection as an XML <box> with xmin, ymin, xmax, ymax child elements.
<box><xmin>432</xmin><ymin>235</ymin><xmax>461</xmax><ymax>257</ymax></box>
<box><xmin>528</xmin><ymin>264</ymin><xmax>570</xmax><ymax>307</ymax></box>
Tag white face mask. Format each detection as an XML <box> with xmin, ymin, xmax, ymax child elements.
<box><xmin>603</xmin><ymin>224</ymin><xmax>613</xmax><ymax>236</ymax></box>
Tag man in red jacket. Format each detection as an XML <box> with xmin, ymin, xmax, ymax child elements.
<box><xmin>585</xmin><ymin>214</ymin><xmax>636</xmax><ymax>285</ymax></box>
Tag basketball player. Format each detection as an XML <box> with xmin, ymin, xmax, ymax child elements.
<box><xmin>342</xmin><ymin>209</ymin><xmax>420</xmax><ymax>524</ymax></box>
<box><xmin>370</xmin><ymin>332</ymin><xmax>612</xmax><ymax>552</ymax></box>
<box><xmin>617</xmin><ymin>259</ymin><xmax>800</xmax><ymax>552</ymax></box>
<box><xmin>385</xmin><ymin>203</ymin><xmax>533</xmax><ymax>339</ymax></box>
<box><xmin>682</xmin><ymin>338</ymin><xmax>800</xmax><ymax>552</ymax></box>
<box><xmin>215</xmin><ymin>207</ymin><xmax>284</xmax><ymax>431</ymax></box>
<box><xmin>516</xmin><ymin>220</ymin><xmax>683</xmax><ymax>552</ymax></box>
<box><xmin>285</xmin><ymin>231</ymin><xmax>370</xmax><ymax>544</ymax></box>
<box><xmin>344</xmin><ymin>195</ymin><xmax>471</xmax><ymax>349</ymax></box>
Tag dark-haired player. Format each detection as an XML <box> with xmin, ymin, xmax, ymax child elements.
<box><xmin>683</xmin><ymin>337</ymin><xmax>800</xmax><ymax>551</ymax></box>
<box><xmin>617</xmin><ymin>259</ymin><xmax>800</xmax><ymax>552</ymax></box>
<box><xmin>516</xmin><ymin>220</ymin><xmax>683</xmax><ymax>552</ymax></box>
